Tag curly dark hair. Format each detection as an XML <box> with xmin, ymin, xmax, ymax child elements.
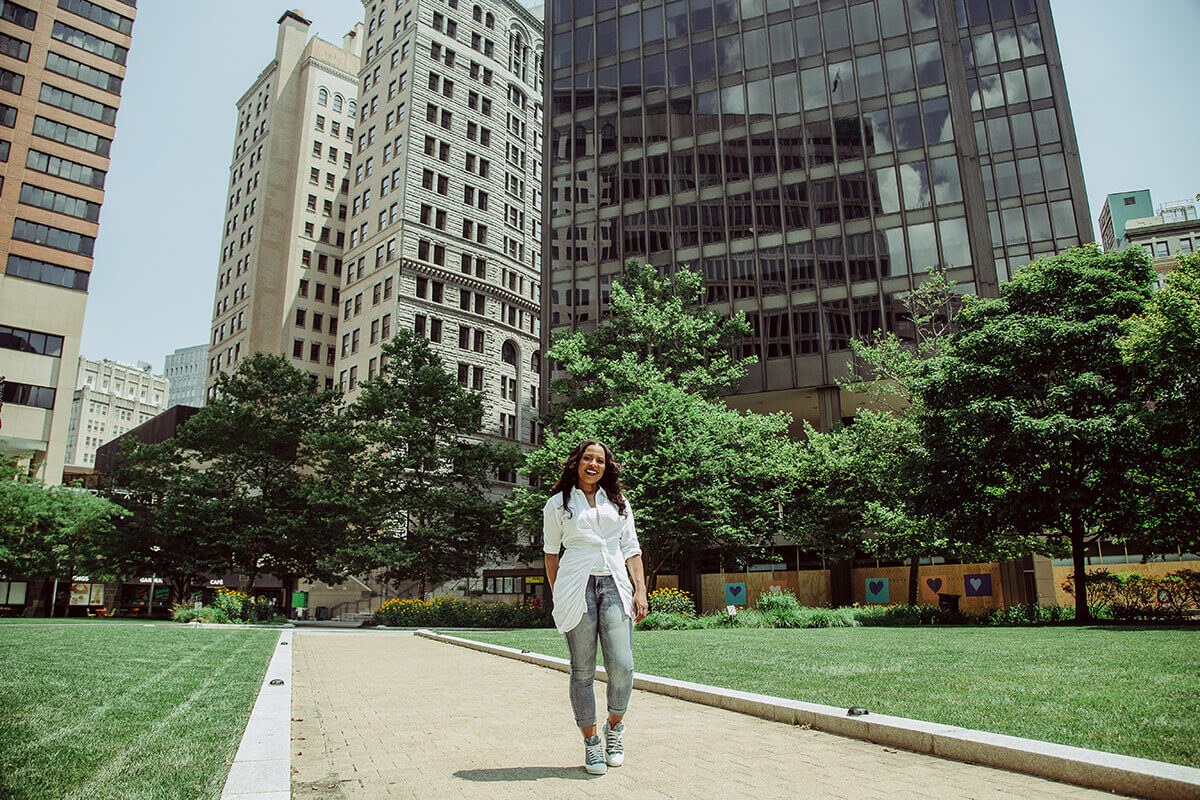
<box><xmin>548</xmin><ymin>439</ymin><xmax>627</xmax><ymax>517</ymax></box>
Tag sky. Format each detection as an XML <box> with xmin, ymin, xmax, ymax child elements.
<box><xmin>80</xmin><ymin>0</ymin><xmax>1200</xmax><ymax>370</ymax></box>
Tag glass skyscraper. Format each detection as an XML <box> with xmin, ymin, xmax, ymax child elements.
<box><xmin>543</xmin><ymin>0</ymin><xmax>1091</xmax><ymax>429</ymax></box>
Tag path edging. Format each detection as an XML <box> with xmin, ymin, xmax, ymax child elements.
<box><xmin>416</xmin><ymin>629</ymin><xmax>1200</xmax><ymax>800</ymax></box>
<box><xmin>220</xmin><ymin>629</ymin><xmax>293</xmax><ymax>800</ymax></box>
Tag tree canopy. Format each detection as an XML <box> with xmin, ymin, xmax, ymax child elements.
<box><xmin>914</xmin><ymin>245</ymin><xmax>1157</xmax><ymax>621</ymax></box>
<box><xmin>344</xmin><ymin>331</ymin><xmax>520</xmax><ymax>597</ymax></box>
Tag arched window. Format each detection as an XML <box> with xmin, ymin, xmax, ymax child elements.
<box><xmin>501</xmin><ymin>341</ymin><xmax>517</xmax><ymax>365</ymax></box>
<box><xmin>348</xmin><ymin>98</ymin><xmax>357</xmax><ymax>117</ymax></box>
<box><xmin>332</xmin><ymin>93</ymin><xmax>344</xmax><ymax>112</ymax></box>
<box><xmin>317</xmin><ymin>87</ymin><xmax>328</xmax><ymax>106</ymax></box>
<box><xmin>472</xmin><ymin>4</ymin><xmax>481</xmax><ymax>21</ymax></box>
<box><xmin>530</xmin><ymin>351</ymin><xmax>541</xmax><ymax>373</ymax></box>
<box><xmin>485</xmin><ymin>12</ymin><xmax>494</xmax><ymax>29</ymax></box>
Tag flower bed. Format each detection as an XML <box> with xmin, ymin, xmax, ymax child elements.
<box><xmin>370</xmin><ymin>595</ymin><xmax>552</xmax><ymax>628</ymax></box>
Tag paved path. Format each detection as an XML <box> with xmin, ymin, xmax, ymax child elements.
<box><xmin>290</xmin><ymin>631</ymin><xmax>1125</xmax><ymax>800</ymax></box>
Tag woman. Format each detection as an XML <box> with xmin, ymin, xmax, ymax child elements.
<box><xmin>543</xmin><ymin>440</ymin><xmax>649</xmax><ymax>775</ymax></box>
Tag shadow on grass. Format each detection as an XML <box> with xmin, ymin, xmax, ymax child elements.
<box><xmin>454</xmin><ymin>766</ymin><xmax>594</xmax><ymax>782</ymax></box>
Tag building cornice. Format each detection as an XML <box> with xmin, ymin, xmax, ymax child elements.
<box><xmin>402</xmin><ymin>258</ymin><xmax>540</xmax><ymax>314</ymax></box>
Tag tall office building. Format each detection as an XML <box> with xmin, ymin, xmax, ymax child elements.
<box><xmin>545</xmin><ymin>0</ymin><xmax>1092</xmax><ymax>431</ymax></box>
<box><xmin>205</xmin><ymin>12</ymin><xmax>362</xmax><ymax>397</ymax></box>
<box><xmin>63</xmin><ymin>354</ymin><xmax>167</xmax><ymax>476</ymax></box>
<box><xmin>1098</xmin><ymin>188</ymin><xmax>1152</xmax><ymax>252</ymax></box>
<box><xmin>0</xmin><ymin>0</ymin><xmax>136</xmax><ymax>483</ymax></box>
<box><xmin>338</xmin><ymin>0</ymin><xmax>544</xmax><ymax>456</ymax></box>
<box><xmin>163</xmin><ymin>342</ymin><xmax>207</xmax><ymax>408</ymax></box>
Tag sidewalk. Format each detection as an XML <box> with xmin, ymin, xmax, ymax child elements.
<box><xmin>290</xmin><ymin>631</ymin><xmax>1125</xmax><ymax>800</ymax></box>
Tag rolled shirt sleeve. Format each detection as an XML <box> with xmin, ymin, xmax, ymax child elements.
<box><xmin>543</xmin><ymin>496</ymin><xmax>564</xmax><ymax>555</ymax></box>
<box><xmin>619</xmin><ymin>504</ymin><xmax>642</xmax><ymax>561</ymax></box>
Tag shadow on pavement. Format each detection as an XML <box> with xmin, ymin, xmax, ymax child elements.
<box><xmin>454</xmin><ymin>766</ymin><xmax>595</xmax><ymax>782</ymax></box>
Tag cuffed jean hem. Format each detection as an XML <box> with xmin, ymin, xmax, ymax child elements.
<box><xmin>564</xmin><ymin>575</ymin><xmax>634</xmax><ymax>729</ymax></box>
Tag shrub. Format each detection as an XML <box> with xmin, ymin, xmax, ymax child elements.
<box><xmin>370</xmin><ymin>596</ymin><xmax>553</xmax><ymax>628</ymax></box>
<box><xmin>171</xmin><ymin>603</ymin><xmax>231</xmax><ymax>624</ymax></box>
<box><xmin>212</xmin><ymin>588</ymin><xmax>249</xmax><ymax>622</ymax></box>
<box><xmin>854</xmin><ymin>604</ymin><xmax>951</xmax><ymax>626</ymax></box>
<box><xmin>648</xmin><ymin>586</ymin><xmax>696</xmax><ymax>616</ymax></box>
<box><xmin>1063</xmin><ymin>569</ymin><xmax>1199</xmax><ymax>621</ymax></box>
<box><xmin>636</xmin><ymin>611</ymin><xmax>705</xmax><ymax>630</ymax></box>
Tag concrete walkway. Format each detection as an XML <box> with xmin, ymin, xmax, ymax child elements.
<box><xmin>290</xmin><ymin>630</ymin><xmax>1126</xmax><ymax>800</ymax></box>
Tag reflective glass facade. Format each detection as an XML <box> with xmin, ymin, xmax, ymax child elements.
<box><xmin>543</xmin><ymin>0</ymin><xmax>1091</xmax><ymax>423</ymax></box>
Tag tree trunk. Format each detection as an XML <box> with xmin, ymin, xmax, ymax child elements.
<box><xmin>1070</xmin><ymin>511</ymin><xmax>1091</xmax><ymax>624</ymax></box>
<box><xmin>907</xmin><ymin>554</ymin><xmax>921</xmax><ymax>606</ymax></box>
<box><xmin>418</xmin><ymin>576</ymin><xmax>427</xmax><ymax>601</ymax></box>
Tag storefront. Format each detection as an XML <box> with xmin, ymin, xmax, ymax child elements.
<box><xmin>0</xmin><ymin>580</ymin><xmax>30</xmax><ymax>616</ymax></box>
<box><xmin>482</xmin><ymin>568</ymin><xmax>549</xmax><ymax>607</ymax></box>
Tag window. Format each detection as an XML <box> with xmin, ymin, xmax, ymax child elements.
<box><xmin>31</xmin><ymin>116</ymin><xmax>111</xmax><ymax>156</ymax></box>
<box><xmin>39</xmin><ymin>84</ymin><xmax>117</xmax><ymax>124</ymax></box>
<box><xmin>50</xmin><ymin>21</ymin><xmax>127</xmax><ymax>65</ymax></box>
<box><xmin>12</xmin><ymin>218</ymin><xmax>94</xmax><ymax>256</ymax></box>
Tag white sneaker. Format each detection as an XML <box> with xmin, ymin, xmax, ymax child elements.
<box><xmin>584</xmin><ymin>734</ymin><xmax>607</xmax><ymax>775</ymax></box>
<box><xmin>603</xmin><ymin>721</ymin><xmax>624</xmax><ymax>767</ymax></box>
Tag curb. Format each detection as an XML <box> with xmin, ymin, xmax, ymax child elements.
<box><xmin>416</xmin><ymin>629</ymin><xmax>1200</xmax><ymax>800</ymax></box>
<box><xmin>220</xmin><ymin>629</ymin><xmax>293</xmax><ymax>800</ymax></box>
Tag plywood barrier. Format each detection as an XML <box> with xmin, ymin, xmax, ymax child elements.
<box><xmin>1050</xmin><ymin>561</ymin><xmax>1196</xmax><ymax>607</ymax></box>
<box><xmin>851</xmin><ymin>563</ymin><xmax>1004</xmax><ymax>613</ymax></box>
<box><xmin>699</xmin><ymin>570</ymin><xmax>831</xmax><ymax>611</ymax></box>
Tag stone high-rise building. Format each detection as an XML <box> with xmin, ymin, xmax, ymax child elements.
<box><xmin>163</xmin><ymin>342</ymin><xmax>207</xmax><ymax>408</ymax></box>
<box><xmin>63</xmin><ymin>355</ymin><xmax>168</xmax><ymax>476</ymax></box>
<box><xmin>205</xmin><ymin>12</ymin><xmax>363</xmax><ymax>397</ymax></box>
<box><xmin>338</xmin><ymin>0</ymin><xmax>545</xmax><ymax>461</ymax></box>
<box><xmin>0</xmin><ymin>0</ymin><xmax>136</xmax><ymax>483</ymax></box>
<box><xmin>544</xmin><ymin>0</ymin><xmax>1092</xmax><ymax>431</ymax></box>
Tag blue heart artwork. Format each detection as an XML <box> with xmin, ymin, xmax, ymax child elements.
<box><xmin>724</xmin><ymin>582</ymin><xmax>747</xmax><ymax>606</ymax></box>
<box><xmin>865</xmin><ymin>578</ymin><xmax>889</xmax><ymax>604</ymax></box>
<box><xmin>926</xmin><ymin>578</ymin><xmax>943</xmax><ymax>593</ymax></box>
<box><xmin>964</xmin><ymin>574</ymin><xmax>993</xmax><ymax>597</ymax></box>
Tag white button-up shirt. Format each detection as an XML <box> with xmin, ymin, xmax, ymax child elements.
<box><xmin>543</xmin><ymin>486</ymin><xmax>642</xmax><ymax>634</ymax></box>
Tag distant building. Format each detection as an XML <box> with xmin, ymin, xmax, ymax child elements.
<box><xmin>163</xmin><ymin>343</ymin><xmax>207</xmax><ymax>408</ymax></box>
<box><xmin>0</xmin><ymin>0</ymin><xmax>137</xmax><ymax>483</ymax></box>
<box><xmin>1098</xmin><ymin>190</ymin><xmax>1153</xmax><ymax>252</ymax></box>
<box><xmin>1122</xmin><ymin>199</ymin><xmax>1200</xmax><ymax>283</ymax></box>
<box><xmin>63</xmin><ymin>357</ymin><xmax>168</xmax><ymax>479</ymax></box>
<box><xmin>205</xmin><ymin>12</ymin><xmax>362</xmax><ymax>398</ymax></box>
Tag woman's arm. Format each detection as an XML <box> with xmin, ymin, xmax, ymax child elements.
<box><xmin>544</xmin><ymin>553</ymin><xmax>560</xmax><ymax>590</ymax></box>
<box><xmin>625</xmin><ymin>554</ymin><xmax>649</xmax><ymax>622</ymax></box>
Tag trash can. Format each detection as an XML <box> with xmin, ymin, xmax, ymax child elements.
<box><xmin>315</xmin><ymin>606</ymin><xmax>330</xmax><ymax>621</ymax></box>
<box><xmin>937</xmin><ymin>593</ymin><xmax>961</xmax><ymax>614</ymax></box>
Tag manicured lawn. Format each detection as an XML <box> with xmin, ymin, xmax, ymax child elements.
<box><xmin>461</xmin><ymin>626</ymin><xmax>1200</xmax><ymax>768</ymax></box>
<box><xmin>0</xmin><ymin>621</ymin><xmax>279</xmax><ymax>800</ymax></box>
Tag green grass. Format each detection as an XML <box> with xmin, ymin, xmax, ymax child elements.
<box><xmin>0</xmin><ymin>621</ymin><xmax>279</xmax><ymax>800</ymax></box>
<box><xmin>459</xmin><ymin>626</ymin><xmax>1200</xmax><ymax>768</ymax></box>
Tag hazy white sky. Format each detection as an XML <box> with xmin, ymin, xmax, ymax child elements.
<box><xmin>80</xmin><ymin>0</ymin><xmax>1200</xmax><ymax>370</ymax></box>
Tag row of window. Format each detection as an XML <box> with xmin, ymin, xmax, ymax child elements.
<box><xmin>12</xmin><ymin>218</ymin><xmax>94</xmax><ymax>256</ymax></box>
<box><xmin>0</xmin><ymin>324</ymin><xmax>65</xmax><ymax>358</ymax></box>
<box><xmin>2</xmin><ymin>380</ymin><xmax>56</xmax><ymax>411</ymax></box>
<box><xmin>6</xmin><ymin>254</ymin><xmax>90</xmax><ymax>291</ymax></box>
<box><xmin>26</xmin><ymin>148</ymin><xmax>106</xmax><ymax>188</ymax></box>
<box><xmin>19</xmin><ymin>183</ymin><xmax>101</xmax><ymax>222</ymax></box>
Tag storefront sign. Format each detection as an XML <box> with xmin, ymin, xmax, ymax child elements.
<box><xmin>138</xmin><ymin>576</ymin><xmax>164</xmax><ymax>584</ymax></box>
<box><xmin>525</xmin><ymin>576</ymin><xmax>545</xmax><ymax>584</ymax></box>
<box><xmin>69</xmin><ymin>583</ymin><xmax>91</xmax><ymax>606</ymax></box>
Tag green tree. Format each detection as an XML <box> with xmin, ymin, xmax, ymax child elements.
<box><xmin>546</xmin><ymin>259</ymin><xmax>753</xmax><ymax>422</ymax></box>
<box><xmin>345</xmin><ymin>331</ymin><xmax>520</xmax><ymax>598</ymax></box>
<box><xmin>1120</xmin><ymin>252</ymin><xmax>1200</xmax><ymax>556</ymax></box>
<box><xmin>0</xmin><ymin>452</ymin><xmax>127</xmax><ymax>610</ymax></box>
<box><xmin>818</xmin><ymin>267</ymin><xmax>961</xmax><ymax>603</ymax></box>
<box><xmin>915</xmin><ymin>245</ymin><xmax>1156</xmax><ymax>622</ymax></box>
<box><xmin>155</xmin><ymin>354</ymin><xmax>357</xmax><ymax>596</ymax></box>
<box><xmin>97</xmin><ymin>439</ymin><xmax>230</xmax><ymax>605</ymax></box>
<box><xmin>508</xmin><ymin>380</ymin><xmax>796</xmax><ymax>587</ymax></box>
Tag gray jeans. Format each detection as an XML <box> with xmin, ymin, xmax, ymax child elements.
<box><xmin>563</xmin><ymin>575</ymin><xmax>634</xmax><ymax>728</ymax></box>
